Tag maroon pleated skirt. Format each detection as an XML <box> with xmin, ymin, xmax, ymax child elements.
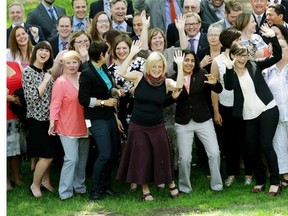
<box><xmin>116</xmin><ymin>121</ymin><xmax>174</xmax><ymax>185</ymax></box>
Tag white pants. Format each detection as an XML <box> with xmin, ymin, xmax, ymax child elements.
<box><xmin>175</xmin><ymin>118</ymin><xmax>223</xmax><ymax>193</ymax></box>
<box><xmin>273</xmin><ymin>121</ymin><xmax>288</xmax><ymax>174</ymax></box>
<box><xmin>58</xmin><ymin>136</ymin><xmax>90</xmax><ymax>199</ymax></box>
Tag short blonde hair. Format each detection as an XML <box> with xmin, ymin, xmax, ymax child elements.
<box><xmin>61</xmin><ymin>50</ymin><xmax>81</xmax><ymax>64</ymax></box>
<box><xmin>144</xmin><ymin>51</ymin><xmax>167</xmax><ymax>76</ymax></box>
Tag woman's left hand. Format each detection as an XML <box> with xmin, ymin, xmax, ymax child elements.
<box><xmin>174</xmin><ymin>50</ymin><xmax>184</xmax><ymax>65</ymax></box>
<box><xmin>204</xmin><ymin>74</ymin><xmax>217</xmax><ymax>85</ymax></box>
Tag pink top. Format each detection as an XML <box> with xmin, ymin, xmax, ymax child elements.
<box><xmin>50</xmin><ymin>73</ymin><xmax>87</xmax><ymax>137</ymax></box>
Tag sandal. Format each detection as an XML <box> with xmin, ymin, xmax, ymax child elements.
<box><xmin>252</xmin><ymin>184</ymin><xmax>265</xmax><ymax>193</ymax></box>
<box><xmin>267</xmin><ymin>185</ymin><xmax>281</xmax><ymax>196</ymax></box>
<box><xmin>169</xmin><ymin>186</ymin><xmax>179</xmax><ymax>198</ymax></box>
<box><xmin>142</xmin><ymin>193</ymin><xmax>153</xmax><ymax>201</ymax></box>
<box><xmin>281</xmin><ymin>179</ymin><xmax>288</xmax><ymax>188</ymax></box>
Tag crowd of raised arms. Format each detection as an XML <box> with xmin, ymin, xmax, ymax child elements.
<box><xmin>6</xmin><ymin>0</ymin><xmax>288</xmax><ymax>202</ymax></box>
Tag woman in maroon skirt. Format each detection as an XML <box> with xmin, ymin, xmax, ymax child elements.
<box><xmin>116</xmin><ymin>40</ymin><xmax>184</xmax><ymax>201</ymax></box>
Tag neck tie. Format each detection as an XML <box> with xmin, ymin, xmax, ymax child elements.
<box><xmin>189</xmin><ymin>38</ymin><xmax>195</xmax><ymax>52</ymax></box>
<box><xmin>257</xmin><ymin>15</ymin><xmax>262</xmax><ymax>27</ymax></box>
<box><xmin>62</xmin><ymin>41</ymin><xmax>68</xmax><ymax>50</ymax></box>
<box><xmin>77</xmin><ymin>22</ymin><xmax>84</xmax><ymax>30</ymax></box>
<box><xmin>170</xmin><ymin>0</ymin><xmax>176</xmax><ymax>23</ymax></box>
<box><xmin>115</xmin><ymin>25</ymin><xmax>122</xmax><ymax>31</ymax></box>
<box><xmin>184</xmin><ymin>76</ymin><xmax>190</xmax><ymax>94</ymax></box>
<box><xmin>48</xmin><ymin>8</ymin><xmax>57</xmax><ymax>24</ymax></box>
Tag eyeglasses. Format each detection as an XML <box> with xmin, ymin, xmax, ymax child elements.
<box><xmin>208</xmin><ymin>34</ymin><xmax>220</xmax><ymax>38</ymax></box>
<box><xmin>74</xmin><ymin>39</ymin><xmax>89</xmax><ymax>44</ymax></box>
<box><xmin>185</xmin><ymin>22</ymin><xmax>200</xmax><ymax>27</ymax></box>
<box><xmin>236</xmin><ymin>54</ymin><xmax>249</xmax><ymax>58</ymax></box>
<box><xmin>97</xmin><ymin>19</ymin><xmax>109</xmax><ymax>24</ymax></box>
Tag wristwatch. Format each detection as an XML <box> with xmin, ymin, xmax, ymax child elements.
<box><xmin>100</xmin><ymin>100</ymin><xmax>105</xmax><ymax>107</ymax></box>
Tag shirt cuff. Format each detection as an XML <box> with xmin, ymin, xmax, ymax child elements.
<box><xmin>89</xmin><ymin>97</ymin><xmax>97</xmax><ymax>108</ymax></box>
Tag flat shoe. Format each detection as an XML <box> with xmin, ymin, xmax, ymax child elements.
<box><xmin>252</xmin><ymin>185</ymin><xmax>265</xmax><ymax>193</ymax></box>
<box><xmin>142</xmin><ymin>193</ymin><xmax>153</xmax><ymax>201</ymax></box>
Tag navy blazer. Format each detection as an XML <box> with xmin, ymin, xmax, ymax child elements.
<box><xmin>169</xmin><ymin>68</ymin><xmax>222</xmax><ymax>124</ymax></box>
<box><xmin>26</xmin><ymin>4</ymin><xmax>66</xmax><ymax>40</ymax></box>
<box><xmin>224</xmin><ymin>36</ymin><xmax>282</xmax><ymax>118</ymax></box>
<box><xmin>78</xmin><ymin>61</ymin><xmax>115</xmax><ymax>120</ymax></box>
<box><xmin>7</xmin><ymin>23</ymin><xmax>45</xmax><ymax>48</ymax></box>
<box><xmin>175</xmin><ymin>33</ymin><xmax>209</xmax><ymax>54</ymax></box>
<box><xmin>47</xmin><ymin>34</ymin><xmax>60</xmax><ymax>59</ymax></box>
<box><xmin>89</xmin><ymin>0</ymin><xmax>134</xmax><ymax>19</ymax></box>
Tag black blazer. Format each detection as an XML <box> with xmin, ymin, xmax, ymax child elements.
<box><xmin>175</xmin><ymin>33</ymin><xmax>209</xmax><ymax>54</ymax></box>
<box><xmin>7</xmin><ymin>23</ymin><xmax>45</xmax><ymax>48</ymax></box>
<box><xmin>224</xmin><ymin>36</ymin><xmax>282</xmax><ymax>118</ymax></box>
<box><xmin>166</xmin><ymin>21</ymin><xmax>209</xmax><ymax>48</ymax></box>
<box><xmin>26</xmin><ymin>4</ymin><xmax>66</xmax><ymax>40</ymax></box>
<box><xmin>47</xmin><ymin>34</ymin><xmax>60</xmax><ymax>59</ymax></box>
<box><xmin>89</xmin><ymin>0</ymin><xmax>134</xmax><ymax>19</ymax></box>
<box><xmin>169</xmin><ymin>68</ymin><xmax>222</xmax><ymax>124</ymax></box>
<box><xmin>78</xmin><ymin>61</ymin><xmax>115</xmax><ymax>120</ymax></box>
<box><xmin>252</xmin><ymin>13</ymin><xmax>267</xmax><ymax>35</ymax></box>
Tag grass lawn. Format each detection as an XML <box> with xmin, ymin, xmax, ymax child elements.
<box><xmin>7</xmin><ymin>157</ymin><xmax>288</xmax><ymax>216</ymax></box>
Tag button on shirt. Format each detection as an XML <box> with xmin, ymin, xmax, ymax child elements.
<box><xmin>263</xmin><ymin>64</ymin><xmax>288</xmax><ymax>122</ymax></box>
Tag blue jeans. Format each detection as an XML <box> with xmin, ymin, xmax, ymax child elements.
<box><xmin>89</xmin><ymin>118</ymin><xmax>119</xmax><ymax>192</ymax></box>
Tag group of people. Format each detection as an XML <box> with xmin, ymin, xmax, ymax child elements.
<box><xmin>6</xmin><ymin>0</ymin><xmax>288</xmax><ymax>202</ymax></box>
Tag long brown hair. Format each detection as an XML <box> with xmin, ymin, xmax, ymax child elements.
<box><xmin>89</xmin><ymin>11</ymin><xmax>111</xmax><ymax>42</ymax></box>
<box><xmin>8</xmin><ymin>25</ymin><xmax>33</xmax><ymax>62</ymax></box>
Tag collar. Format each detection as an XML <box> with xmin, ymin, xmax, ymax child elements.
<box><xmin>12</xmin><ymin>23</ymin><xmax>25</xmax><ymax>28</ymax></box>
<box><xmin>188</xmin><ymin>32</ymin><xmax>201</xmax><ymax>41</ymax></box>
<box><xmin>73</xmin><ymin>16</ymin><xmax>87</xmax><ymax>27</ymax></box>
<box><xmin>112</xmin><ymin>21</ymin><xmax>127</xmax><ymax>30</ymax></box>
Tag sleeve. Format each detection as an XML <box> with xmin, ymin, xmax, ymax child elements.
<box><xmin>78</xmin><ymin>70</ymin><xmax>93</xmax><ymax>107</ymax></box>
<box><xmin>49</xmin><ymin>79</ymin><xmax>63</xmax><ymax>120</ymax></box>
<box><xmin>223</xmin><ymin>68</ymin><xmax>235</xmax><ymax>91</ymax></box>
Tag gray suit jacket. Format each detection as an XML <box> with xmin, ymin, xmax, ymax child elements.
<box><xmin>26</xmin><ymin>3</ymin><xmax>66</xmax><ymax>40</ymax></box>
<box><xmin>134</xmin><ymin>0</ymin><xmax>183</xmax><ymax>32</ymax></box>
<box><xmin>200</xmin><ymin>0</ymin><xmax>224</xmax><ymax>25</ymax></box>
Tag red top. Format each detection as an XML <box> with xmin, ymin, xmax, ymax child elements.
<box><xmin>7</xmin><ymin>61</ymin><xmax>22</xmax><ymax>120</ymax></box>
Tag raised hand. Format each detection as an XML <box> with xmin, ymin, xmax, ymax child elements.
<box><xmin>175</xmin><ymin>14</ymin><xmax>186</xmax><ymax>31</ymax></box>
<box><xmin>140</xmin><ymin>10</ymin><xmax>150</xmax><ymax>28</ymax></box>
<box><xmin>174</xmin><ymin>49</ymin><xmax>184</xmax><ymax>65</ymax></box>
<box><xmin>222</xmin><ymin>54</ymin><xmax>235</xmax><ymax>69</ymax></box>
<box><xmin>130</xmin><ymin>40</ymin><xmax>143</xmax><ymax>55</ymax></box>
<box><xmin>260</xmin><ymin>23</ymin><xmax>276</xmax><ymax>38</ymax></box>
<box><xmin>204</xmin><ymin>73</ymin><xmax>217</xmax><ymax>85</ymax></box>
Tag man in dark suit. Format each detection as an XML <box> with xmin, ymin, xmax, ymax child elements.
<box><xmin>89</xmin><ymin>0</ymin><xmax>134</xmax><ymax>19</ymax></box>
<box><xmin>167</xmin><ymin>0</ymin><xmax>209</xmax><ymax>48</ymax></box>
<box><xmin>48</xmin><ymin>15</ymin><xmax>73</xmax><ymax>58</ymax></box>
<box><xmin>250</xmin><ymin>0</ymin><xmax>268</xmax><ymax>35</ymax></box>
<box><xmin>176</xmin><ymin>12</ymin><xmax>209</xmax><ymax>55</ymax></box>
<box><xmin>110</xmin><ymin>0</ymin><xmax>134</xmax><ymax>35</ymax></box>
<box><xmin>26</xmin><ymin>0</ymin><xmax>66</xmax><ymax>40</ymax></box>
<box><xmin>7</xmin><ymin>2</ymin><xmax>45</xmax><ymax>47</ymax></box>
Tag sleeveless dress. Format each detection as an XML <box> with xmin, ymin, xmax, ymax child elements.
<box><xmin>116</xmin><ymin>77</ymin><xmax>174</xmax><ymax>185</ymax></box>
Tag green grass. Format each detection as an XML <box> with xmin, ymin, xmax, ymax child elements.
<box><xmin>7</xmin><ymin>158</ymin><xmax>288</xmax><ymax>216</ymax></box>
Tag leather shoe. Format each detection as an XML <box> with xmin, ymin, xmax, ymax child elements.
<box><xmin>102</xmin><ymin>189</ymin><xmax>121</xmax><ymax>197</ymax></box>
<box><xmin>90</xmin><ymin>191</ymin><xmax>102</xmax><ymax>201</ymax></box>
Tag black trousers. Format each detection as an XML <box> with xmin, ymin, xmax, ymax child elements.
<box><xmin>244</xmin><ymin>106</ymin><xmax>280</xmax><ymax>185</ymax></box>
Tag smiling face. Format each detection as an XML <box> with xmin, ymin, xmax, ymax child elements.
<box><xmin>266</xmin><ymin>8</ymin><xmax>283</xmax><ymax>25</ymax></box>
<box><xmin>111</xmin><ymin>1</ymin><xmax>127</xmax><ymax>24</ymax></box>
<box><xmin>35</xmin><ymin>48</ymin><xmax>51</xmax><ymax>66</ymax></box>
<box><xmin>15</xmin><ymin>28</ymin><xmax>29</xmax><ymax>47</ymax></box>
<box><xmin>232</xmin><ymin>50</ymin><xmax>249</xmax><ymax>70</ymax></box>
<box><xmin>149</xmin><ymin>60</ymin><xmax>164</xmax><ymax>78</ymax></box>
<box><xmin>212</xmin><ymin>0</ymin><xmax>224</xmax><ymax>7</ymax></box>
<box><xmin>72</xmin><ymin>0</ymin><xmax>87</xmax><ymax>20</ymax></box>
<box><xmin>97</xmin><ymin>14</ymin><xmax>110</xmax><ymax>36</ymax></box>
<box><xmin>185</xmin><ymin>16</ymin><xmax>201</xmax><ymax>38</ymax></box>
<box><xmin>133</xmin><ymin>15</ymin><xmax>143</xmax><ymax>37</ymax></box>
<box><xmin>115</xmin><ymin>41</ymin><xmax>129</xmax><ymax>62</ymax></box>
<box><xmin>183</xmin><ymin>0</ymin><xmax>200</xmax><ymax>14</ymax></box>
<box><xmin>207</xmin><ymin>28</ymin><xmax>221</xmax><ymax>46</ymax></box>
<box><xmin>150</xmin><ymin>32</ymin><xmax>165</xmax><ymax>52</ymax></box>
<box><xmin>9</xmin><ymin>4</ymin><xmax>24</xmax><ymax>25</ymax></box>
<box><xmin>57</xmin><ymin>17</ymin><xmax>72</xmax><ymax>39</ymax></box>
<box><xmin>250</xmin><ymin>0</ymin><xmax>267</xmax><ymax>15</ymax></box>
<box><xmin>244</xmin><ymin>15</ymin><xmax>257</xmax><ymax>33</ymax></box>
<box><xmin>183</xmin><ymin>53</ymin><xmax>195</xmax><ymax>75</ymax></box>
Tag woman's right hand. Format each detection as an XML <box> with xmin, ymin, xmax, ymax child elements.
<box><xmin>222</xmin><ymin>54</ymin><xmax>235</xmax><ymax>69</ymax></box>
<box><xmin>130</xmin><ymin>40</ymin><xmax>142</xmax><ymax>56</ymax></box>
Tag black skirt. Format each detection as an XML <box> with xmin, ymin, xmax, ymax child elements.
<box><xmin>26</xmin><ymin>118</ymin><xmax>60</xmax><ymax>158</ymax></box>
